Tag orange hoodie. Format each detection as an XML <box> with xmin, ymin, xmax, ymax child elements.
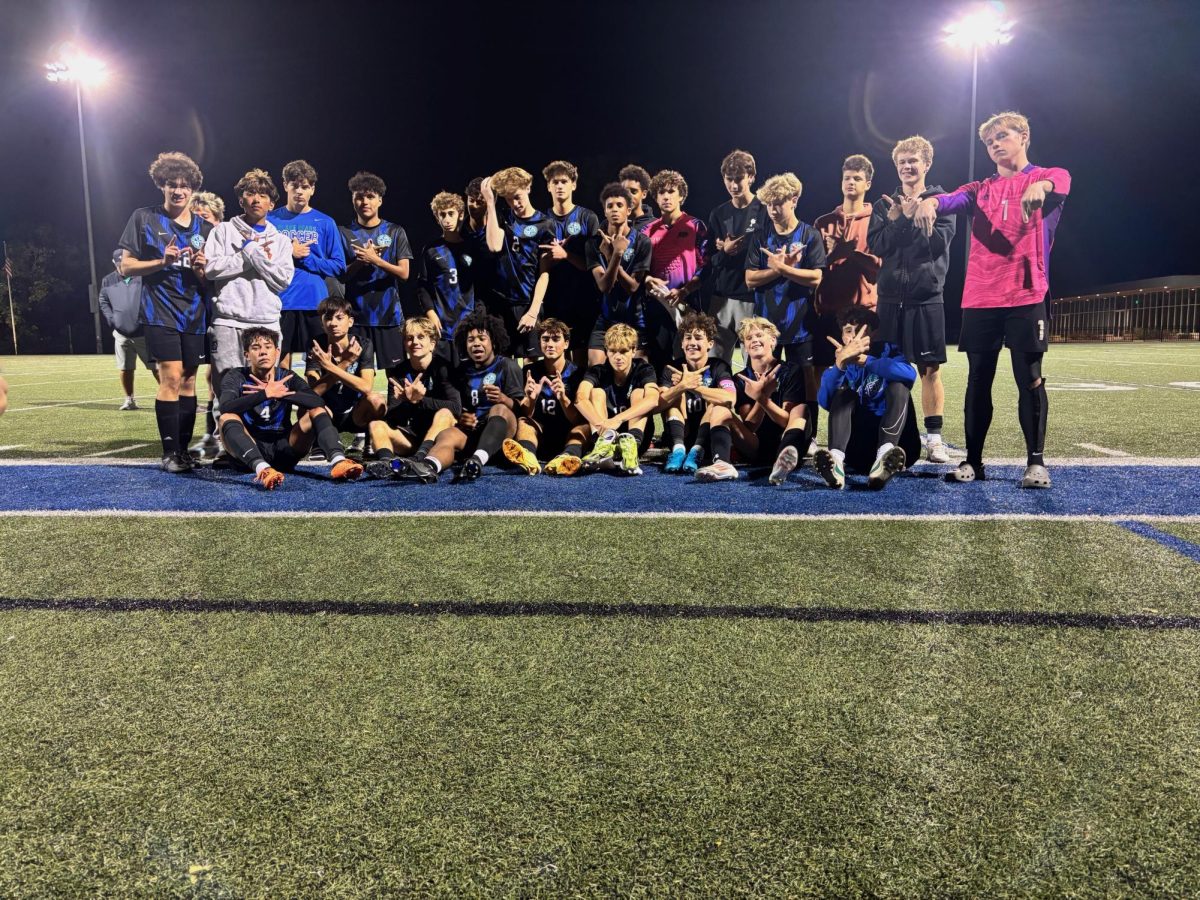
<box><xmin>813</xmin><ymin>203</ymin><xmax>880</xmax><ymax>315</ymax></box>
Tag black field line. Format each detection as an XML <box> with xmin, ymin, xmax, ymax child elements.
<box><xmin>1</xmin><ymin>596</ymin><xmax>1198</xmax><ymax>630</ymax></box>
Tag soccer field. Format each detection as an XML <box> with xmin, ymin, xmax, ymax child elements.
<box><xmin>1</xmin><ymin>344</ymin><xmax>1199</xmax><ymax>896</ymax></box>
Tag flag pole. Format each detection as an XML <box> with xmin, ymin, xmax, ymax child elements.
<box><xmin>2</xmin><ymin>242</ymin><xmax>15</xmax><ymax>355</ymax></box>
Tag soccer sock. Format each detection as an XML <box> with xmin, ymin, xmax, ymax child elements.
<box><xmin>805</xmin><ymin>402</ymin><xmax>819</xmax><ymax>448</ymax></box>
<box><xmin>627</xmin><ymin>427</ymin><xmax>644</xmax><ymax>445</ymax></box>
<box><xmin>205</xmin><ymin>398</ymin><xmax>216</xmax><ymax>438</ymax></box>
<box><xmin>375</xmin><ymin>447</ymin><xmax>395</xmax><ymax>462</ymax></box>
<box><xmin>477</xmin><ymin>414</ymin><xmax>511</xmax><ymax>461</ymax></box>
<box><xmin>1014</xmin><ymin>351</ymin><xmax>1047</xmax><ymax>467</ymax></box>
<box><xmin>564</xmin><ymin>441</ymin><xmax>583</xmax><ymax>457</ymax></box>
<box><xmin>779</xmin><ymin>426</ymin><xmax>806</xmax><ymax>455</ymax></box>
<box><xmin>220</xmin><ymin>418</ymin><xmax>266</xmax><ymax>472</ymax></box>
<box><xmin>964</xmin><ymin>351</ymin><xmax>999</xmax><ymax>468</ymax></box>
<box><xmin>666</xmin><ymin>418</ymin><xmax>685</xmax><ymax>449</ymax></box>
<box><xmin>427</xmin><ymin>457</ymin><xmax>443</xmax><ymax>473</ymax></box>
<box><xmin>178</xmin><ymin>395</ymin><xmax>197</xmax><ymax>450</ymax></box>
<box><xmin>924</xmin><ymin>415</ymin><xmax>943</xmax><ymax>438</ymax></box>
<box><xmin>155</xmin><ymin>400</ymin><xmax>180</xmax><ymax>457</ymax></box>
<box><xmin>519</xmin><ymin>439</ymin><xmax>537</xmax><ymax>453</ymax></box>
<box><xmin>710</xmin><ymin>425</ymin><xmax>732</xmax><ymax>462</ymax></box>
<box><xmin>415</xmin><ymin>438</ymin><xmax>435</xmax><ymax>459</ymax></box>
<box><xmin>312</xmin><ymin>413</ymin><xmax>347</xmax><ymax>464</ymax></box>
<box><xmin>694</xmin><ymin>422</ymin><xmax>711</xmax><ymax>461</ymax></box>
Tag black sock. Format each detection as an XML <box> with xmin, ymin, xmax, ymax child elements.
<box><xmin>779</xmin><ymin>427</ymin><xmax>806</xmax><ymax>455</ymax></box>
<box><xmin>564</xmin><ymin>442</ymin><xmax>583</xmax><ymax>457</ymax></box>
<box><xmin>220</xmin><ymin>418</ymin><xmax>265</xmax><ymax>471</ymax></box>
<box><xmin>1018</xmin><ymin>383</ymin><xmax>1048</xmax><ymax>467</ymax></box>
<box><xmin>155</xmin><ymin>400</ymin><xmax>180</xmax><ymax>457</ymax></box>
<box><xmin>477</xmin><ymin>415</ymin><xmax>510</xmax><ymax>459</ymax></box>
<box><xmin>376</xmin><ymin>447</ymin><xmax>395</xmax><ymax>462</ymax></box>
<box><xmin>416</xmin><ymin>438</ymin><xmax>434</xmax><ymax>459</ymax></box>
<box><xmin>666</xmin><ymin>418</ymin><xmax>685</xmax><ymax>447</ymax></box>
<box><xmin>694</xmin><ymin>423</ymin><xmax>711</xmax><ymax>463</ymax></box>
<box><xmin>519</xmin><ymin>439</ymin><xmax>537</xmax><ymax>453</ymax></box>
<box><xmin>312</xmin><ymin>413</ymin><xmax>346</xmax><ymax>461</ymax></box>
<box><xmin>965</xmin><ymin>352</ymin><xmax>998</xmax><ymax>468</ymax></box>
<box><xmin>205</xmin><ymin>398</ymin><xmax>216</xmax><ymax>436</ymax></box>
<box><xmin>805</xmin><ymin>402</ymin><xmax>819</xmax><ymax>449</ymax></box>
<box><xmin>178</xmin><ymin>395</ymin><xmax>198</xmax><ymax>450</ymax></box>
<box><xmin>627</xmin><ymin>427</ymin><xmax>644</xmax><ymax>444</ymax></box>
<box><xmin>924</xmin><ymin>415</ymin><xmax>943</xmax><ymax>436</ymax></box>
<box><xmin>711</xmin><ymin>425</ymin><xmax>732</xmax><ymax>462</ymax></box>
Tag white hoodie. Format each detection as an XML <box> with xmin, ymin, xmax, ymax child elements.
<box><xmin>204</xmin><ymin>216</ymin><xmax>294</xmax><ymax>328</ymax></box>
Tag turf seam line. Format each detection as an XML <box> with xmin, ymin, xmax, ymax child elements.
<box><xmin>1116</xmin><ymin>520</ymin><xmax>1200</xmax><ymax>564</ymax></box>
<box><xmin>2</xmin><ymin>596</ymin><xmax>1199</xmax><ymax>629</ymax></box>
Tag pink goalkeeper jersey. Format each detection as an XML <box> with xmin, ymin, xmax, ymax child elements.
<box><xmin>937</xmin><ymin>164</ymin><xmax>1070</xmax><ymax>309</ymax></box>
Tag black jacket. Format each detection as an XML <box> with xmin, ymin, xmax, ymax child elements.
<box><xmin>867</xmin><ymin>185</ymin><xmax>955</xmax><ymax>305</ymax></box>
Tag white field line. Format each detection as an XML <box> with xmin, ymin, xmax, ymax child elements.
<box><xmin>5</xmin><ymin>376</ymin><xmax>127</xmax><ymax>388</ymax></box>
<box><xmin>1075</xmin><ymin>443</ymin><xmax>1131</xmax><ymax>457</ymax></box>
<box><xmin>5</xmin><ymin>396</ymin><xmax>133</xmax><ymax>412</ymax></box>
<box><xmin>0</xmin><ymin>445</ymin><xmax>27</xmax><ymax>452</ymax></box>
<box><xmin>83</xmin><ymin>443</ymin><xmax>153</xmax><ymax>458</ymax></box>
<box><xmin>1</xmin><ymin>509</ymin><xmax>1198</xmax><ymax>524</ymax></box>
<box><xmin>3</xmin><ymin>456</ymin><xmax>1198</xmax><ymax>468</ymax></box>
<box><xmin>1053</xmin><ymin>372</ymin><xmax>1197</xmax><ymax>393</ymax></box>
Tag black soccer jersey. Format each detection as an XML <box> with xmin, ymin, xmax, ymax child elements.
<box><xmin>545</xmin><ymin>206</ymin><xmax>601</xmax><ymax>321</ymax></box>
<box><xmin>219</xmin><ymin>366</ymin><xmax>313</xmax><ymax>440</ymax></box>
<box><xmin>496</xmin><ymin>209</ymin><xmax>558</xmax><ymax>307</ymax></box>
<box><xmin>734</xmin><ymin>359</ymin><xmax>806</xmax><ymax>420</ymax></box>
<box><xmin>707</xmin><ymin>198</ymin><xmax>766</xmax><ymax>300</ymax></box>
<box><xmin>585</xmin><ymin>231</ymin><xmax>653</xmax><ymax>328</ymax></box>
<box><xmin>521</xmin><ymin>360</ymin><xmax>583</xmax><ymax>425</ymax></box>
<box><xmin>339</xmin><ymin>220</ymin><xmax>413</xmax><ymax>327</ymax></box>
<box><xmin>418</xmin><ymin>236</ymin><xmax>476</xmax><ymax>339</ymax></box>
<box><xmin>307</xmin><ymin>333</ymin><xmax>376</xmax><ymax>413</ymax></box>
<box><xmin>456</xmin><ymin>355</ymin><xmax>524</xmax><ymax>418</ymax></box>
<box><xmin>582</xmin><ymin>358</ymin><xmax>657</xmax><ymax>414</ymax></box>
<box><xmin>745</xmin><ymin>221</ymin><xmax>827</xmax><ymax>345</ymax></box>
<box><xmin>118</xmin><ymin>206</ymin><xmax>214</xmax><ymax>334</ymax></box>
<box><xmin>387</xmin><ymin>355</ymin><xmax>462</xmax><ymax>419</ymax></box>
<box><xmin>660</xmin><ymin>356</ymin><xmax>736</xmax><ymax>418</ymax></box>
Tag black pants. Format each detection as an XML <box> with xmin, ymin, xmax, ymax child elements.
<box><xmin>964</xmin><ymin>350</ymin><xmax>1046</xmax><ymax>467</ymax></box>
<box><xmin>828</xmin><ymin>382</ymin><xmax>920</xmax><ymax>474</ymax></box>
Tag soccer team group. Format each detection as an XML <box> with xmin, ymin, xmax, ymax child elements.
<box><xmin>106</xmin><ymin>109</ymin><xmax>1069</xmax><ymax>491</ymax></box>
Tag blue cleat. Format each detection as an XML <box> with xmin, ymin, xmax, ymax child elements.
<box><xmin>664</xmin><ymin>446</ymin><xmax>686</xmax><ymax>473</ymax></box>
<box><xmin>682</xmin><ymin>445</ymin><xmax>703</xmax><ymax>475</ymax></box>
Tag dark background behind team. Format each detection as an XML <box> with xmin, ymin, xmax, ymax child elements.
<box><xmin>1</xmin><ymin>0</ymin><xmax>1197</xmax><ymax>351</ymax></box>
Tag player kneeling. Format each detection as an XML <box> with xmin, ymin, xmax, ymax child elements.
<box><xmin>578</xmin><ymin>323</ymin><xmax>661</xmax><ymax>475</ymax></box>
<box><xmin>403</xmin><ymin>310</ymin><xmax>523</xmax><ymax>483</ymax></box>
<box><xmin>658</xmin><ymin>311</ymin><xmax>738</xmax><ymax>480</ymax></box>
<box><xmin>814</xmin><ymin>307</ymin><xmax>920</xmax><ymax>490</ymax></box>
<box><xmin>729</xmin><ymin>317</ymin><xmax>809</xmax><ymax>484</ymax></box>
<box><xmin>365</xmin><ymin>317</ymin><xmax>462</xmax><ymax>480</ymax></box>
<box><xmin>503</xmin><ymin>318</ymin><xmax>591</xmax><ymax>476</ymax></box>
<box><xmin>217</xmin><ymin>328</ymin><xmax>363</xmax><ymax>489</ymax></box>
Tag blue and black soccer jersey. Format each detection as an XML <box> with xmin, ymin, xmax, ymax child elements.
<box><xmin>339</xmin><ymin>220</ymin><xmax>413</xmax><ymax>326</ymax></box>
<box><xmin>545</xmin><ymin>206</ymin><xmax>601</xmax><ymax>322</ymax></box>
<box><xmin>118</xmin><ymin>206</ymin><xmax>214</xmax><ymax>335</ymax></box>
<box><xmin>496</xmin><ymin>209</ymin><xmax>557</xmax><ymax>307</ymax></box>
<box><xmin>455</xmin><ymin>355</ymin><xmax>524</xmax><ymax>419</ymax></box>
<box><xmin>305</xmin><ymin>333</ymin><xmax>375</xmax><ymax>418</ymax></box>
<box><xmin>219</xmin><ymin>366</ymin><xmax>309</xmax><ymax>441</ymax></box>
<box><xmin>417</xmin><ymin>236</ymin><xmax>476</xmax><ymax>339</ymax></box>
<box><xmin>268</xmin><ymin>207</ymin><xmax>347</xmax><ymax>311</ymax></box>
<box><xmin>582</xmin><ymin>358</ymin><xmax>657</xmax><ymax>415</ymax></box>
<box><xmin>521</xmin><ymin>360</ymin><xmax>583</xmax><ymax>426</ymax></box>
<box><xmin>707</xmin><ymin>198</ymin><xmax>766</xmax><ymax>300</ymax></box>
<box><xmin>745</xmin><ymin>221</ymin><xmax>827</xmax><ymax>345</ymax></box>
<box><xmin>584</xmin><ymin>231</ymin><xmax>652</xmax><ymax>328</ymax></box>
<box><xmin>660</xmin><ymin>356</ymin><xmax>736</xmax><ymax>419</ymax></box>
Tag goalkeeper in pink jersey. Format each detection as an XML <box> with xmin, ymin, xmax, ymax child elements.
<box><xmin>914</xmin><ymin>111</ymin><xmax>1069</xmax><ymax>489</ymax></box>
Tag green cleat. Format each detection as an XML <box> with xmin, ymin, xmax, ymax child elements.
<box><xmin>617</xmin><ymin>433</ymin><xmax>642</xmax><ymax>474</ymax></box>
<box><xmin>582</xmin><ymin>430</ymin><xmax>617</xmax><ymax>471</ymax></box>
<box><xmin>502</xmin><ymin>438</ymin><xmax>542</xmax><ymax>475</ymax></box>
<box><xmin>814</xmin><ymin>449</ymin><xmax>845</xmax><ymax>490</ymax></box>
<box><xmin>867</xmin><ymin>446</ymin><xmax>906</xmax><ymax>490</ymax></box>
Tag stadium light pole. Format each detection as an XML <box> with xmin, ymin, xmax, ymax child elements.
<box><xmin>943</xmin><ymin>5</ymin><xmax>1014</xmax><ymax>268</ymax></box>
<box><xmin>46</xmin><ymin>46</ymin><xmax>109</xmax><ymax>355</ymax></box>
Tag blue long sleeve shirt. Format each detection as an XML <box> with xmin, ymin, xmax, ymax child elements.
<box><xmin>267</xmin><ymin>207</ymin><xmax>347</xmax><ymax>311</ymax></box>
<box><xmin>817</xmin><ymin>343</ymin><xmax>917</xmax><ymax>416</ymax></box>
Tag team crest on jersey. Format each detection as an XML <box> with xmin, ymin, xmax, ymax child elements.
<box><xmin>789</xmin><ymin>242</ymin><xmax>803</xmax><ymax>255</ymax></box>
<box><xmin>567</xmin><ymin>222</ymin><xmax>582</xmax><ymax>236</ymax></box>
<box><xmin>702</xmin><ymin>374</ymin><xmax>712</xmax><ymax>387</ymax></box>
<box><xmin>483</xmin><ymin>373</ymin><xmax>497</xmax><ymax>386</ymax></box>
<box><xmin>189</xmin><ymin>233</ymin><xmax>205</xmax><ymax>249</ymax></box>
<box><xmin>463</xmin><ymin>254</ymin><xmax>473</xmax><ymax>265</ymax></box>
<box><xmin>747</xmin><ymin>218</ymin><xmax>758</xmax><ymax>230</ymax></box>
<box><xmin>622</xmin><ymin>246</ymin><xmax>634</xmax><ymax>262</ymax></box>
<box><xmin>375</xmin><ymin>234</ymin><xmax>393</xmax><ymax>248</ymax></box>
<box><xmin>864</xmin><ymin>375</ymin><xmax>881</xmax><ymax>394</ymax></box>
<box><xmin>522</xmin><ymin>225</ymin><xmax>538</xmax><ymax>238</ymax></box>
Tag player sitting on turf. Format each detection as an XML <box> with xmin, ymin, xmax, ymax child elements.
<box><xmin>814</xmin><ymin>307</ymin><xmax>919</xmax><ymax>490</ymax></box>
<box><xmin>730</xmin><ymin>317</ymin><xmax>809</xmax><ymax>485</ymax></box>
<box><xmin>578</xmin><ymin>323</ymin><xmax>662</xmax><ymax>475</ymax></box>
<box><xmin>304</xmin><ymin>296</ymin><xmax>385</xmax><ymax>457</ymax></box>
<box><xmin>402</xmin><ymin>310</ymin><xmax>523</xmax><ymax>483</ymax></box>
<box><xmin>503</xmin><ymin>318</ymin><xmax>592</xmax><ymax>477</ymax></box>
<box><xmin>365</xmin><ymin>317</ymin><xmax>462</xmax><ymax>481</ymax></box>
<box><xmin>586</xmin><ymin>183</ymin><xmax>653</xmax><ymax>366</ymax></box>
<box><xmin>658</xmin><ymin>311</ymin><xmax>738</xmax><ymax>479</ymax></box>
<box><xmin>217</xmin><ymin>327</ymin><xmax>363</xmax><ymax>489</ymax></box>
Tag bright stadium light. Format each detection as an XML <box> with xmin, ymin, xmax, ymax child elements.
<box><xmin>45</xmin><ymin>44</ymin><xmax>109</xmax><ymax>354</ymax></box>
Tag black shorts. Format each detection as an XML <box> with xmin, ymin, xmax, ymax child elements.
<box><xmin>877</xmin><ymin>300</ymin><xmax>948</xmax><ymax>367</ymax></box>
<box><xmin>255</xmin><ymin>435</ymin><xmax>304</xmax><ymax>473</ymax></box>
<box><xmin>498</xmin><ymin>305</ymin><xmax>540</xmax><ymax>359</ymax></box>
<box><xmin>281</xmin><ymin>310</ymin><xmax>325</xmax><ymax>355</ymax></box>
<box><xmin>385</xmin><ymin>405</ymin><xmax>435</xmax><ymax>437</ymax></box>
<box><xmin>588</xmin><ymin>318</ymin><xmax>647</xmax><ymax>351</ymax></box>
<box><xmin>809</xmin><ymin>311</ymin><xmax>842</xmax><ymax>367</ymax></box>
<box><xmin>434</xmin><ymin>338</ymin><xmax>460</xmax><ymax>368</ymax></box>
<box><xmin>958</xmin><ymin>301</ymin><xmax>1049</xmax><ymax>354</ymax></box>
<box><xmin>144</xmin><ymin>325</ymin><xmax>207</xmax><ymax>368</ymax></box>
<box><xmin>353</xmin><ymin>324</ymin><xmax>407</xmax><ymax>371</ymax></box>
<box><xmin>781</xmin><ymin>339</ymin><xmax>814</xmax><ymax>368</ymax></box>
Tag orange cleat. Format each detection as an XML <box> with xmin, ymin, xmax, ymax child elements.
<box><xmin>330</xmin><ymin>458</ymin><xmax>364</xmax><ymax>481</ymax></box>
<box><xmin>254</xmin><ymin>467</ymin><xmax>285</xmax><ymax>490</ymax></box>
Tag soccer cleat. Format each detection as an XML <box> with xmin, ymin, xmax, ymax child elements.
<box><xmin>814</xmin><ymin>449</ymin><xmax>845</xmax><ymax>490</ymax></box>
<box><xmin>663</xmin><ymin>446</ymin><xmax>687</xmax><ymax>473</ymax></box>
<box><xmin>696</xmin><ymin>459</ymin><xmax>739</xmax><ymax>482</ymax></box>
<box><xmin>119</xmin><ymin>397</ymin><xmax>139</xmax><ymax>411</ymax></box>
<box><xmin>455</xmin><ymin>455</ymin><xmax>483</xmax><ymax>483</ymax></box>
<box><xmin>330</xmin><ymin>458</ymin><xmax>364</xmax><ymax>481</ymax></box>
<box><xmin>190</xmin><ymin>433</ymin><xmax>220</xmax><ymax>459</ymax></box>
<box><xmin>1020</xmin><ymin>463</ymin><xmax>1052</xmax><ymax>489</ymax></box>
<box><xmin>161</xmin><ymin>453</ymin><xmax>189</xmax><ymax>474</ymax></box>
<box><xmin>926</xmin><ymin>436</ymin><xmax>950</xmax><ymax>464</ymax></box>
<box><xmin>868</xmin><ymin>446</ymin><xmax>907</xmax><ymax>490</ymax></box>
<box><xmin>254</xmin><ymin>467</ymin><xmax>285</xmax><ymax>490</ymax></box>
<box><xmin>399</xmin><ymin>456</ymin><xmax>440</xmax><ymax>484</ymax></box>
<box><xmin>946</xmin><ymin>461</ymin><xmax>985</xmax><ymax>483</ymax></box>
<box><xmin>503</xmin><ymin>439</ymin><xmax>542</xmax><ymax>475</ymax></box>
<box><xmin>582</xmin><ymin>430</ymin><xmax>617</xmax><ymax>471</ymax></box>
<box><xmin>545</xmin><ymin>453</ymin><xmax>581</xmax><ymax>477</ymax></box>
<box><xmin>682</xmin><ymin>445</ymin><xmax>703</xmax><ymax>475</ymax></box>
<box><xmin>768</xmin><ymin>446</ymin><xmax>799</xmax><ymax>485</ymax></box>
<box><xmin>306</xmin><ymin>446</ymin><xmax>327</xmax><ymax>462</ymax></box>
<box><xmin>347</xmin><ymin>434</ymin><xmax>367</xmax><ymax>458</ymax></box>
<box><xmin>617</xmin><ymin>433</ymin><xmax>641</xmax><ymax>474</ymax></box>
<box><xmin>364</xmin><ymin>459</ymin><xmax>395</xmax><ymax>480</ymax></box>
<box><xmin>805</xmin><ymin>439</ymin><xmax>819</xmax><ymax>459</ymax></box>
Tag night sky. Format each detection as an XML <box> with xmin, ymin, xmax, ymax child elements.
<box><xmin>2</xmin><ymin>0</ymin><xmax>1198</xmax><ymax>343</ymax></box>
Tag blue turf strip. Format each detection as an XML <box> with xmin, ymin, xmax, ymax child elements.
<box><xmin>4</xmin><ymin>463</ymin><xmax>1200</xmax><ymax>517</ymax></box>
<box><xmin>1117</xmin><ymin>521</ymin><xmax>1200</xmax><ymax>563</ymax></box>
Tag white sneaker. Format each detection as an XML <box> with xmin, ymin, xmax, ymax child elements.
<box><xmin>348</xmin><ymin>434</ymin><xmax>367</xmax><ymax>457</ymax></box>
<box><xmin>695</xmin><ymin>459</ymin><xmax>739</xmax><ymax>482</ymax></box>
<box><xmin>926</xmin><ymin>436</ymin><xmax>949</xmax><ymax>463</ymax></box>
<box><xmin>119</xmin><ymin>397</ymin><xmax>138</xmax><ymax>411</ymax></box>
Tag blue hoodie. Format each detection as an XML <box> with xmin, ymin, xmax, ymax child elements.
<box><xmin>818</xmin><ymin>343</ymin><xmax>917</xmax><ymax>417</ymax></box>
